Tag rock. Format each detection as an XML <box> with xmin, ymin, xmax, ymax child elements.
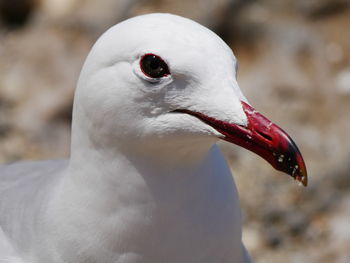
<box><xmin>0</xmin><ymin>0</ymin><xmax>36</xmax><ymax>28</ymax></box>
<box><xmin>336</xmin><ymin>69</ymin><xmax>350</xmax><ymax>95</ymax></box>
<box><xmin>297</xmin><ymin>0</ymin><xmax>350</xmax><ymax>19</ymax></box>
<box><xmin>263</xmin><ymin>227</ymin><xmax>283</xmax><ymax>248</ymax></box>
<box><xmin>286</xmin><ymin>212</ymin><xmax>309</xmax><ymax>237</ymax></box>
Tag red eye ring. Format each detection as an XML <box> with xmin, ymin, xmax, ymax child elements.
<box><xmin>140</xmin><ymin>53</ymin><xmax>170</xmax><ymax>79</ymax></box>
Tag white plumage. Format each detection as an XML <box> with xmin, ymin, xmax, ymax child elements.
<box><xmin>0</xmin><ymin>13</ymin><xmax>260</xmax><ymax>263</ymax></box>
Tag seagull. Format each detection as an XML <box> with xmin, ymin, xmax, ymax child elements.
<box><xmin>0</xmin><ymin>13</ymin><xmax>307</xmax><ymax>263</ymax></box>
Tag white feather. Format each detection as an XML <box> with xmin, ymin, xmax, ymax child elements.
<box><xmin>0</xmin><ymin>13</ymin><xmax>252</xmax><ymax>263</ymax></box>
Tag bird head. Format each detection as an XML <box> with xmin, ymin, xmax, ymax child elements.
<box><xmin>72</xmin><ymin>13</ymin><xmax>307</xmax><ymax>185</ymax></box>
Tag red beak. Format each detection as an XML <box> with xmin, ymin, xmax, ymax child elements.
<box><xmin>174</xmin><ymin>101</ymin><xmax>308</xmax><ymax>186</ymax></box>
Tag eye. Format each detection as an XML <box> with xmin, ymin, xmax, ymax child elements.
<box><xmin>140</xmin><ymin>53</ymin><xmax>170</xmax><ymax>78</ymax></box>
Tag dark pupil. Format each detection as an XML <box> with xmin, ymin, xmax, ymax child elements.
<box><xmin>141</xmin><ymin>55</ymin><xmax>169</xmax><ymax>78</ymax></box>
<box><xmin>150</xmin><ymin>58</ymin><xmax>160</xmax><ymax>69</ymax></box>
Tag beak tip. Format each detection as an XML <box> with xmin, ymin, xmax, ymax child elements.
<box><xmin>297</xmin><ymin>175</ymin><xmax>308</xmax><ymax>187</ymax></box>
<box><xmin>294</xmin><ymin>168</ymin><xmax>308</xmax><ymax>187</ymax></box>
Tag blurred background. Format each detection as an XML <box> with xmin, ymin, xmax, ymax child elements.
<box><xmin>0</xmin><ymin>0</ymin><xmax>349</xmax><ymax>262</ymax></box>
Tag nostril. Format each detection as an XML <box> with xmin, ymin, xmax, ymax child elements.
<box><xmin>257</xmin><ymin>130</ymin><xmax>273</xmax><ymax>141</ymax></box>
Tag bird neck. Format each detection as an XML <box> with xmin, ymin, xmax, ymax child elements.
<box><xmin>46</xmin><ymin>120</ymin><xmax>244</xmax><ymax>262</ymax></box>
<box><xmin>69</xmin><ymin>134</ymin><xmax>218</xmax><ymax>185</ymax></box>
<box><xmin>47</xmin><ymin>142</ymin><xmax>243</xmax><ymax>263</ymax></box>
